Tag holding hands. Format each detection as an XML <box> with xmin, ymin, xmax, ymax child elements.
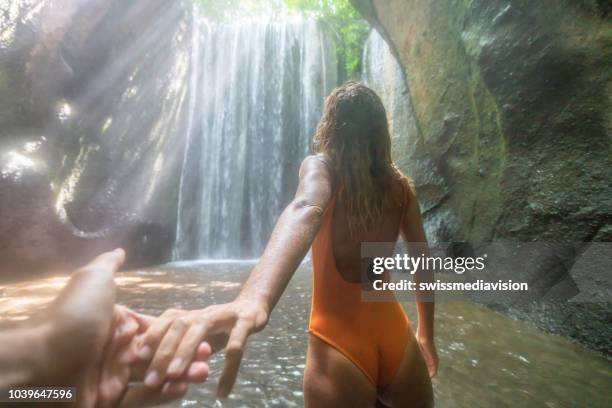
<box><xmin>63</xmin><ymin>250</ymin><xmax>270</xmax><ymax>406</ymax></box>
<box><xmin>97</xmin><ymin>306</ymin><xmax>212</xmax><ymax>408</ymax></box>
<box><xmin>0</xmin><ymin>249</ymin><xmax>215</xmax><ymax>408</ymax></box>
<box><xmin>136</xmin><ymin>299</ymin><xmax>268</xmax><ymax>398</ymax></box>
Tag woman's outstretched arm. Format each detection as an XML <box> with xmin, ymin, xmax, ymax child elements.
<box><xmin>137</xmin><ymin>155</ymin><xmax>333</xmax><ymax>398</ymax></box>
<box><xmin>236</xmin><ymin>155</ymin><xmax>333</xmax><ymax>313</ymax></box>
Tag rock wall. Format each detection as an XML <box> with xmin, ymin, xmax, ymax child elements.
<box><xmin>351</xmin><ymin>0</ymin><xmax>611</xmax><ymax>244</ymax></box>
<box><xmin>351</xmin><ymin>0</ymin><xmax>611</xmax><ymax>354</ymax></box>
<box><xmin>0</xmin><ymin>0</ymin><xmax>192</xmax><ymax>279</ymax></box>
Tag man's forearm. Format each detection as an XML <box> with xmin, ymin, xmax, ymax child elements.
<box><xmin>0</xmin><ymin>323</ymin><xmax>52</xmax><ymax>387</ymax></box>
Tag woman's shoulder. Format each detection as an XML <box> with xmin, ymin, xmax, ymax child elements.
<box><xmin>298</xmin><ymin>155</ymin><xmax>334</xmax><ymax>207</ymax></box>
<box><xmin>306</xmin><ymin>153</ymin><xmax>331</xmax><ymax>166</ymax></box>
<box><xmin>299</xmin><ymin>155</ymin><xmax>334</xmax><ymax>183</ymax></box>
<box><xmin>301</xmin><ymin>154</ymin><xmax>332</xmax><ymax>175</ymax></box>
<box><xmin>389</xmin><ymin>168</ymin><xmax>417</xmax><ymax>205</ymax></box>
<box><xmin>390</xmin><ymin>167</ymin><xmax>414</xmax><ymax>189</ymax></box>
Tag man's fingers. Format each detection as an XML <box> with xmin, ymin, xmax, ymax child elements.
<box><xmin>98</xmin><ymin>376</ymin><xmax>129</xmax><ymax>408</ymax></box>
<box><xmin>144</xmin><ymin>317</ymin><xmax>190</xmax><ymax>387</ymax></box>
<box><xmin>112</xmin><ymin>315</ymin><xmax>139</xmax><ymax>364</ymax></box>
<box><xmin>217</xmin><ymin>322</ymin><xmax>250</xmax><ymax>398</ymax></box>
<box><xmin>118</xmin><ymin>381</ymin><xmax>188</xmax><ymax>408</ymax></box>
<box><xmin>124</xmin><ymin>309</ymin><xmax>156</xmax><ymax>334</ymax></box>
<box><xmin>161</xmin><ymin>381</ymin><xmax>189</xmax><ymax>400</ymax></box>
<box><xmin>97</xmin><ymin>313</ymin><xmax>138</xmax><ymax>408</ymax></box>
<box><xmin>138</xmin><ymin>310</ymin><xmax>181</xmax><ymax>361</ymax></box>
<box><xmin>166</xmin><ymin>324</ymin><xmax>207</xmax><ymax>379</ymax></box>
<box><xmin>185</xmin><ymin>362</ymin><xmax>209</xmax><ymax>382</ymax></box>
<box><xmin>195</xmin><ymin>341</ymin><xmax>212</xmax><ymax>361</ymax></box>
<box><xmin>112</xmin><ymin>311</ymin><xmax>142</xmax><ymax>365</ymax></box>
<box><xmin>127</xmin><ymin>311</ymin><xmax>184</xmax><ymax>382</ymax></box>
<box><xmin>118</xmin><ymin>316</ymin><xmax>139</xmax><ymax>342</ymax></box>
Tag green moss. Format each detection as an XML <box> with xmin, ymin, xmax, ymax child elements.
<box><xmin>194</xmin><ymin>0</ymin><xmax>283</xmax><ymax>20</ymax></box>
<box><xmin>285</xmin><ymin>0</ymin><xmax>369</xmax><ymax>78</ymax></box>
<box><xmin>193</xmin><ymin>0</ymin><xmax>369</xmax><ymax>79</ymax></box>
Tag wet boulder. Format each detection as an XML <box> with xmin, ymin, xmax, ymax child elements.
<box><xmin>351</xmin><ymin>0</ymin><xmax>611</xmax><ymax>243</ymax></box>
<box><xmin>0</xmin><ymin>0</ymin><xmax>190</xmax><ymax>278</ymax></box>
<box><xmin>351</xmin><ymin>0</ymin><xmax>611</xmax><ymax>354</ymax></box>
<box><xmin>0</xmin><ymin>137</ymin><xmax>175</xmax><ymax>281</ymax></box>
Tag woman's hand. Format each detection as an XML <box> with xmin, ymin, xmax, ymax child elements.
<box><xmin>415</xmin><ymin>333</ymin><xmax>438</xmax><ymax>378</ymax></box>
<box><xmin>138</xmin><ymin>299</ymin><xmax>269</xmax><ymax>398</ymax></box>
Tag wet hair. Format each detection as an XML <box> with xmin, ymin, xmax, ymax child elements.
<box><xmin>313</xmin><ymin>81</ymin><xmax>403</xmax><ymax>235</ymax></box>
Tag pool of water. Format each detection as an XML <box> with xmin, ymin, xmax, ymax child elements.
<box><xmin>1</xmin><ymin>261</ymin><xmax>610</xmax><ymax>407</ymax></box>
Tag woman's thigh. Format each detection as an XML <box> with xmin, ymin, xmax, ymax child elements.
<box><xmin>378</xmin><ymin>337</ymin><xmax>433</xmax><ymax>408</ymax></box>
<box><xmin>303</xmin><ymin>334</ymin><xmax>377</xmax><ymax>408</ymax></box>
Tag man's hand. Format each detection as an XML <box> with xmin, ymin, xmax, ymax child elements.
<box><xmin>28</xmin><ymin>249</ymin><xmax>125</xmax><ymax>407</ymax></box>
<box><xmin>97</xmin><ymin>306</ymin><xmax>142</xmax><ymax>408</ymax></box>
<box><xmin>97</xmin><ymin>306</ymin><xmax>212</xmax><ymax>408</ymax></box>
<box><xmin>138</xmin><ymin>299</ymin><xmax>269</xmax><ymax>398</ymax></box>
<box><xmin>0</xmin><ymin>249</ymin><xmax>125</xmax><ymax>395</ymax></box>
<box><xmin>117</xmin><ymin>338</ymin><xmax>211</xmax><ymax>408</ymax></box>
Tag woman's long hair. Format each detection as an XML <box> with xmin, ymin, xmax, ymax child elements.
<box><xmin>313</xmin><ymin>81</ymin><xmax>403</xmax><ymax>235</ymax></box>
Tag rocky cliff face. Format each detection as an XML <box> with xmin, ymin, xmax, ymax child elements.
<box><xmin>351</xmin><ymin>0</ymin><xmax>611</xmax><ymax>353</ymax></box>
<box><xmin>352</xmin><ymin>0</ymin><xmax>611</xmax><ymax>244</ymax></box>
<box><xmin>0</xmin><ymin>0</ymin><xmax>192</xmax><ymax>278</ymax></box>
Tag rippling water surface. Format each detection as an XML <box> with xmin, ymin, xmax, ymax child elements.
<box><xmin>1</xmin><ymin>262</ymin><xmax>610</xmax><ymax>407</ymax></box>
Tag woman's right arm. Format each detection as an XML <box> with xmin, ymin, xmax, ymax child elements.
<box><xmin>400</xmin><ymin>178</ymin><xmax>438</xmax><ymax>377</ymax></box>
<box><xmin>137</xmin><ymin>155</ymin><xmax>333</xmax><ymax>397</ymax></box>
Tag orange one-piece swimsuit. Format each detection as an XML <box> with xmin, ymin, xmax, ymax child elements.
<box><xmin>308</xmin><ymin>179</ymin><xmax>412</xmax><ymax>389</ymax></box>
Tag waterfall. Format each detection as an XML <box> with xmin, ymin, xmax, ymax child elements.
<box><xmin>174</xmin><ymin>16</ymin><xmax>338</xmax><ymax>260</ymax></box>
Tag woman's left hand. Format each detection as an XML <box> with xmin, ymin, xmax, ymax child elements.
<box><xmin>416</xmin><ymin>335</ymin><xmax>439</xmax><ymax>378</ymax></box>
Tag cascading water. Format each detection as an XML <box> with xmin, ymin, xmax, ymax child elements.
<box><xmin>174</xmin><ymin>16</ymin><xmax>338</xmax><ymax>260</ymax></box>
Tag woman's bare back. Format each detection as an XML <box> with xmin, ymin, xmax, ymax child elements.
<box><xmin>331</xmin><ymin>178</ymin><xmax>405</xmax><ymax>283</ymax></box>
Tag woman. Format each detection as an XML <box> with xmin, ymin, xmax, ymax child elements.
<box><xmin>138</xmin><ymin>82</ymin><xmax>437</xmax><ymax>407</ymax></box>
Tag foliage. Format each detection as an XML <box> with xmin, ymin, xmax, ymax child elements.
<box><xmin>194</xmin><ymin>0</ymin><xmax>284</xmax><ymax>21</ymax></box>
<box><xmin>285</xmin><ymin>0</ymin><xmax>369</xmax><ymax>79</ymax></box>
<box><xmin>193</xmin><ymin>0</ymin><xmax>370</xmax><ymax>79</ymax></box>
